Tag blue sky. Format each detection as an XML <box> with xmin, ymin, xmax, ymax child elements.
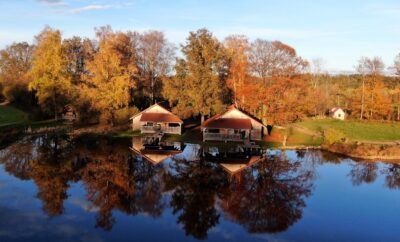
<box><xmin>0</xmin><ymin>0</ymin><xmax>399</xmax><ymax>72</ymax></box>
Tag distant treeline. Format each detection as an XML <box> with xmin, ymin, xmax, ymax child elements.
<box><xmin>0</xmin><ymin>26</ymin><xmax>399</xmax><ymax>125</ymax></box>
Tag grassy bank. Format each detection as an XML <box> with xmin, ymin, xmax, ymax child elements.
<box><xmin>297</xmin><ymin>119</ymin><xmax>400</xmax><ymax>141</ymax></box>
<box><xmin>0</xmin><ymin>104</ymin><xmax>29</xmax><ymax>127</ymax></box>
<box><xmin>0</xmin><ymin>104</ymin><xmax>64</xmax><ymax>129</ymax></box>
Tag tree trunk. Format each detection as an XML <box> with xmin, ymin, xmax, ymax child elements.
<box><xmin>201</xmin><ymin>115</ymin><xmax>205</xmax><ymax>124</ymax></box>
<box><xmin>53</xmin><ymin>90</ymin><xmax>58</xmax><ymax>120</ymax></box>
<box><xmin>360</xmin><ymin>79</ymin><xmax>365</xmax><ymax>120</ymax></box>
<box><xmin>110</xmin><ymin>110</ymin><xmax>115</xmax><ymax>127</ymax></box>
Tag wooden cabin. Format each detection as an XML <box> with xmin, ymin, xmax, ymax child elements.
<box><xmin>61</xmin><ymin>104</ymin><xmax>77</xmax><ymax>122</ymax></box>
<box><xmin>330</xmin><ymin>107</ymin><xmax>345</xmax><ymax>120</ymax></box>
<box><xmin>130</xmin><ymin>103</ymin><xmax>183</xmax><ymax>135</ymax></box>
<box><xmin>202</xmin><ymin>105</ymin><xmax>266</xmax><ymax>142</ymax></box>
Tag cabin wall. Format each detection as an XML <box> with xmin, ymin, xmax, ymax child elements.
<box><xmin>332</xmin><ymin>110</ymin><xmax>345</xmax><ymax>120</ymax></box>
<box><xmin>132</xmin><ymin>115</ymin><xmax>142</xmax><ymax>130</ymax></box>
<box><xmin>222</xmin><ymin>109</ymin><xmax>264</xmax><ymax>140</ymax></box>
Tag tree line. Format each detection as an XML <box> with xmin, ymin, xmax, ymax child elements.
<box><xmin>1</xmin><ymin>26</ymin><xmax>400</xmax><ymax>125</ymax></box>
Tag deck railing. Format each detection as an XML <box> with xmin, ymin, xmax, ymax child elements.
<box><xmin>203</xmin><ymin>133</ymin><xmax>244</xmax><ymax>141</ymax></box>
<box><xmin>250</xmin><ymin>130</ymin><xmax>262</xmax><ymax>140</ymax></box>
<box><xmin>141</xmin><ymin>125</ymin><xmax>180</xmax><ymax>134</ymax></box>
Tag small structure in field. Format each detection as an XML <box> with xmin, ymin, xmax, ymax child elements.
<box><xmin>202</xmin><ymin>105</ymin><xmax>266</xmax><ymax>142</ymax></box>
<box><xmin>330</xmin><ymin>107</ymin><xmax>345</xmax><ymax>120</ymax></box>
<box><xmin>62</xmin><ymin>104</ymin><xmax>77</xmax><ymax>122</ymax></box>
<box><xmin>130</xmin><ymin>103</ymin><xmax>183</xmax><ymax>135</ymax></box>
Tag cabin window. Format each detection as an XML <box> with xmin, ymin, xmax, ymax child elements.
<box><xmin>168</xmin><ymin>123</ymin><xmax>180</xmax><ymax>127</ymax></box>
<box><xmin>207</xmin><ymin>129</ymin><xmax>220</xmax><ymax>133</ymax></box>
<box><xmin>338</xmin><ymin>114</ymin><xmax>341</xmax><ymax>117</ymax></box>
<box><xmin>146</xmin><ymin>122</ymin><xmax>153</xmax><ymax>126</ymax></box>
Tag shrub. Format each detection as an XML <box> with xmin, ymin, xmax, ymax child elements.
<box><xmin>323</xmin><ymin>128</ymin><xmax>346</xmax><ymax>145</ymax></box>
<box><xmin>114</xmin><ymin>107</ymin><xmax>139</xmax><ymax>125</ymax></box>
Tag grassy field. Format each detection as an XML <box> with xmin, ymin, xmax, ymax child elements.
<box><xmin>264</xmin><ymin>126</ymin><xmax>323</xmax><ymax>147</ymax></box>
<box><xmin>0</xmin><ymin>104</ymin><xmax>29</xmax><ymax>126</ymax></box>
<box><xmin>0</xmin><ymin>103</ymin><xmax>65</xmax><ymax>133</ymax></box>
<box><xmin>297</xmin><ymin>119</ymin><xmax>400</xmax><ymax>141</ymax></box>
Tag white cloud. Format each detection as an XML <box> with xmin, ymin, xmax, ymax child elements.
<box><xmin>70</xmin><ymin>4</ymin><xmax>112</xmax><ymax>14</ymax></box>
<box><xmin>36</xmin><ymin>0</ymin><xmax>68</xmax><ymax>7</ymax></box>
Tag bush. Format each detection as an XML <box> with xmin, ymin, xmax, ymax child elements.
<box><xmin>323</xmin><ymin>128</ymin><xmax>346</xmax><ymax>145</ymax></box>
<box><xmin>114</xmin><ymin>107</ymin><xmax>139</xmax><ymax>125</ymax></box>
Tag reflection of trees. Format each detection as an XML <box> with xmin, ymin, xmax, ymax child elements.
<box><xmin>382</xmin><ymin>164</ymin><xmax>400</xmax><ymax>189</ymax></box>
<box><xmin>80</xmin><ymin>155</ymin><xmax>134</xmax><ymax>230</ymax></box>
<box><xmin>132</xmin><ymin>155</ymin><xmax>167</xmax><ymax>218</ymax></box>
<box><xmin>0</xmin><ymin>133</ymin><xmax>78</xmax><ymax>216</ymax></box>
<box><xmin>30</xmin><ymin>133</ymin><xmax>79</xmax><ymax>216</ymax></box>
<box><xmin>78</xmin><ymin>139</ymin><xmax>167</xmax><ymax>231</ymax></box>
<box><xmin>0</xmin><ymin>138</ymin><xmax>34</xmax><ymax>180</ymax></box>
<box><xmin>349</xmin><ymin>161</ymin><xmax>378</xmax><ymax>185</ymax></box>
<box><xmin>165</xmin><ymin>158</ymin><xmax>228</xmax><ymax>240</ymax></box>
<box><xmin>220</xmin><ymin>154</ymin><xmax>314</xmax><ymax>233</ymax></box>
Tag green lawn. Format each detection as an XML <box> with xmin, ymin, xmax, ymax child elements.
<box><xmin>297</xmin><ymin>119</ymin><xmax>400</xmax><ymax>141</ymax></box>
<box><xmin>0</xmin><ymin>104</ymin><xmax>29</xmax><ymax>126</ymax></box>
<box><xmin>0</xmin><ymin>104</ymin><xmax>66</xmax><ymax>132</ymax></box>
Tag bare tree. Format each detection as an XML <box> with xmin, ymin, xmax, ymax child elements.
<box><xmin>356</xmin><ymin>56</ymin><xmax>385</xmax><ymax>120</ymax></box>
<box><xmin>137</xmin><ymin>31</ymin><xmax>175</xmax><ymax>104</ymax></box>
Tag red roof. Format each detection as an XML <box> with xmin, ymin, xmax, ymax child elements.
<box><xmin>202</xmin><ymin>118</ymin><xmax>252</xmax><ymax>130</ymax></box>
<box><xmin>140</xmin><ymin>113</ymin><xmax>183</xmax><ymax>123</ymax></box>
<box><xmin>330</xmin><ymin>107</ymin><xmax>342</xmax><ymax>113</ymax></box>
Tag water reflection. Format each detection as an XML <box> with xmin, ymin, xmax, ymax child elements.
<box><xmin>0</xmin><ymin>134</ymin><xmax>399</xmax><ymax>241</ymax></box>
<box><xmin>221</xmin><ymin>153</ymin><xmax>314</xmax><ymax>233</ymax></box>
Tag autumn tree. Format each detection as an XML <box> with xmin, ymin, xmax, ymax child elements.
<box><xmin>62</xmin><ymin>36</ymin><xmax>94</xmax><ymax>85</ymax></box>
<box><xmin>137</xmin><ymin>31</ymin><xmax>175</xmax><ymax>105</ymax></box>
<box><xmin>0</xmin><ymin>42</ymin><xmax>33</xmax><ymax>106</ymax></box>
<box><xmin>391</xmin><ymin>54</ymin><xmax>400</xmax><ymax>120</ymax></box>
<box><xmin>82</xmin><ymin>28</ymin><xmax>138</xmax><ymax>125</ymax></box>
<box><xmin>163</xmin><ymin>29</ymin><xmax>229</xmax><ymax>122</ymax></box>
<box><xmin>224</xmin><ymin>35</ymin><xmax>250</xmax><ymax>107</ymax></box>
<box><xmin>248</xmin><ymin>39</ymin><xmax>309</xmax><ymax>124</ymax></box>
<box><xmin>356</xmin><ymin>57</ymin><xmax>391</xmax><ymax>120</ymax></box>
<box><xmin>29</xmin><ymin>27</ymin><xmax>72</xmax><ymax>119</ymax></box>
<box><xmin>392</xmin><ymin>53</ymin><xmax>400</xmax><ymax>76</ymax></box>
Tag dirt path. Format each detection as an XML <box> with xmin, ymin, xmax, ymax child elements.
<box><xmin>289</xmin><ymin>124</ymin><xmax>321</xmax><ymax>136</ymax></box>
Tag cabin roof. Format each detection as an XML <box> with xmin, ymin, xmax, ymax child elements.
<box><xmin>202</xmin><ymin>105</ymin><xmax>265</xmax><ymax>129</ymax></box>
<box><xmin>140</xmin><ymin>113</ymin><xmax>183</xmax><ymax>123</ymax></box>
<box><xmin>130</xmin><ymin>102</ymin><xmax>183</xmax><ymax>123</ymax></box>
<box><xmin>202</xmin><ymin>118</ymin><xmax>252</xmax><ymax>129</ymax></box>
<box><xmin>330</xmin><ymin>107</ymin><xmax>343</xmax><ymax>113</ymax></box>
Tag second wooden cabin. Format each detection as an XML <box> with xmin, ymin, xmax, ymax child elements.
<box><xmin>201</xmin><ymin>105</ymin><xmax>266</xmax><ymax>143</ymax></box>
<box><xmin>130</xmin><ymin>103</ymin><xmax>183</xmax><ymax>135</ymax></box>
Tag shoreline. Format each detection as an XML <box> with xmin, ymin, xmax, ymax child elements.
<box><xmin>2</xmin><ymin>123</ymin><xmax>400</xmax><ymax>161</ymax></box>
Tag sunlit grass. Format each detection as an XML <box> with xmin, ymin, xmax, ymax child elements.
<box><xmin>297</xmin><ymin>119</ymin><xmax>400</xmax><ymax>141</ymax></box>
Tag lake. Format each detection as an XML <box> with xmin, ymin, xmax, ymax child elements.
<box><xmin>0</xmin><ymin>134</ymin><xmax>399</xmax><ymax>242</ymax></box>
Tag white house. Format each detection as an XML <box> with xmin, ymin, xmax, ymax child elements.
<box><xmin>330</xmin><ymin>107</ymin><xmax>345</xmax><ymax>120</ymax></box>
<box><xmin>202</xmin><ymin>105</ymin><xmax>266</xmax><ymax>142</ymax></box>
<box><xmin>130</xmin><ymin>103</ymin><xmax>183</xmax><ymax>135</ymax></box>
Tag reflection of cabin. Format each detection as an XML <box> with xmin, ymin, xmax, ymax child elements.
<box><xmin>130</xmin><ymin>103</ymin><xmax>183</xmax><ymax>135</ymax></box>
<box><xmin>130</xmin><ymin>137</ymin><xmax>184</xmax><ymax>165</ymax></box>
<box><xmin>202</xmin><ymin>105</ymin><xmax>266</xmax><ymax>142</ymax></box>
<box><xmin>330</xmin><ymin>107</ymin><xmax>345</xmax><ymax>120</ymax></box>
<box><xmin>62</xmin><ymin>104</ymin><xmax>77</xmax><ymax>122</ymax></box>
<box><xmin>219</xmin><ymin>156</ymin><xmax>262</xmax><ymax>176</ymax></box>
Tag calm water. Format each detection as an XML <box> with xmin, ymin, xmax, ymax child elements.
<box><xmin>0</xmin><ymin>134</ymin><xmax>399</xmax><ymax>242</ymax></box>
